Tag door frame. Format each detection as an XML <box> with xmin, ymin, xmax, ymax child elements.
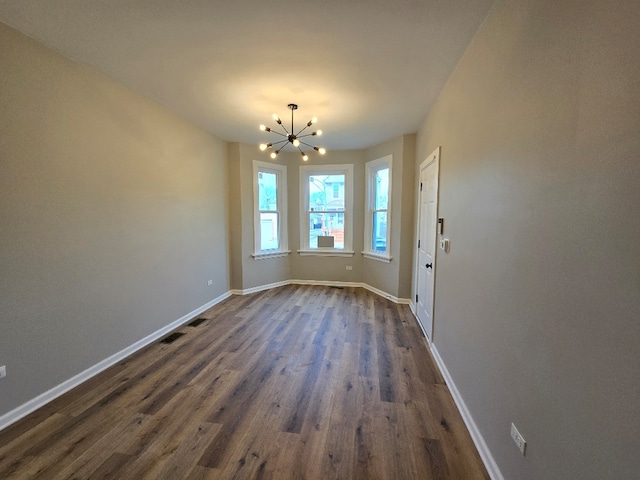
<box><xmin>413</xmin><ymin>146</ymin><xmax>440</xmax><ymax>342</ymax></box>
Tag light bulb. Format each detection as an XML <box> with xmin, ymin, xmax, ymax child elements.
<box><xmin>259</xmin><ymin>124</ymin><xmax>266</xmax><ymax>131</ymax></box>
<box><xmin>318</xmin><ymin>147</ymin><xmax>326</xmax><ymax>155</ymax></box>
<box><xmin>259</xmin><ymin>143</ymin><xmax>268</xmax><ymax>151</ymax></box>
<box><xmin>315</xmin><ymin>130</ymin><xmax>323</xmax><ymax>136</ymax></box>
<box><xmin>270</xmin><ymin>151</ymin><xmax>277</xmax><ymax>159</ymax></box>
<box><xmin>273</xmin><ymin>113</ymin><xmax>281</xmax><ymax>124</ymax></box>
<box><xmin>302</xmin><ymin>154</ymin><xmax>309</xmax><ymax>161</ymax></box>
<box><xmin>293</xmin><ymin>139</ymin><xmax>300</xmax><ymax>147</ymax></box>
<box><xmin>311</xmin><ymin>116</ymin><xmax>318</xmax><ymax>124</ymax></box>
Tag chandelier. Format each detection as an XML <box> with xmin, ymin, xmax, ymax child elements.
<box><xmin>259</xmin><ymin>104</ymin><xmax>326</xmax><ymax>161</ymax></box>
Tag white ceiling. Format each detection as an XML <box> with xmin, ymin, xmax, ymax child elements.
<box><xmin>0</xmin><ymin>0</ymin><xmax>494</xmax><ymax>150</ymax></box>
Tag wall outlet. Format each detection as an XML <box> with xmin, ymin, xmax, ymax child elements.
<box><xmin>207</xmin><ymin>280</ymin><xmax>213</xmax><ymax>286</ymax></box>
<box><xmin>346</xmin><ymin>265</ymin><xmax>353</xmax><ymax>271</ymax></box>
<box><xmin>511</xmin><ymin>422</ymin><xmax>527</xmax><ymax>455</ymax></box>
<box><xmin>0</xmin><ymin>365</ymin><xmax>6</xmax><ymax>379</ymax></box>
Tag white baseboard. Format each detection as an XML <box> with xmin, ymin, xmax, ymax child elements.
<box><xmin>430</xmin><ymin>344</ymin><xmax>504</xmax><ymax>480</ymax></box>
<box><xmin>231</xmin><ymin>280</ymin><xmax>291</xmax><ymax>296</ymax></box>
<box><xmin>290</xmin><ymin>278</ymin><xmax>362</xmax><ymax>288</ymax></box>
<box><xmin>361</xmin><ymin>283</ymin><xmax>411</xmax><ymax>305</ymax></box>
<box><xmin>233</xmin><ymin>279</ymin><xmax>411</xmax><ymax>306</ymax></box>
<box><xmin>0</xmin><ymin>290</ymin><xmax>232</xmax><ymax>432</ymax></box>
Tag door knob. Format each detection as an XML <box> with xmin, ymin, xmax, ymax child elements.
<box><xmin>426</xmin><ymin>263</ymin><xmax>432</xmax><ymax>269</ymax></box>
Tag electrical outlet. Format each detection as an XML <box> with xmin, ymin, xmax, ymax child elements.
<box><xmin>0</xmin><ymin>365</ymin><xmax>6</xmax><ymax>379</ymax></box>
<box><xmin>511</xmin><ymin>423</ymin><xmax>526</xmax><ymax>455</ymax></box>
<box><xmin>346</xmin><ymin>265</ymin><xmax>353</xmax><ymax>271</ymax></box>
<box><xmin>207</xmin><ymin>280</ymin><xmax>213</xmax><ymax>286</ymax></box>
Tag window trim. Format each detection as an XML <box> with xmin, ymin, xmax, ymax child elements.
<box><xmin>253</xmin><ymin>160</ymin><xmax>289</xmax><ymax>258</ymax></box>
<box><xmin>299</xmin><ymin>164</ymin><xmax>354</xmax><ymax>257</ymax></box>
<box><xmin>362</xmin><ymin>155</ymin><xmax>392</xmax><ymax>262</ymax></box>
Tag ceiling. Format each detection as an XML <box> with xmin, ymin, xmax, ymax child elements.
<box><xmin>0</xmin><ymin>0</ymin><xmax>494</xmax><ymax>150</ymax></box>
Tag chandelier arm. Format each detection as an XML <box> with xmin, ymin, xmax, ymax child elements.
<box><xmin>268</xmin><ymin>130</ymin><xmax>288</xmax><ymax>138</ymax></box>
<box><xmin>270</xmin><ymin>139</ymin><xmax>288</xmax><ymax>148</ymax></box>
<box><xmin>297</xmin><ymin>132</ymin><xmax>319</xmax><ymax>139</ymax></box>
<box><xmin>277</xmin><ymin>118</ymin><xmax>291</xmax><ymax>136</ymax></box>
<box><xmin>281</xmin><ymin>124</ymin><xmax>291</xmax><ymax>135</ymax></box>
<box><xmin>275</xmin><ymin>143</ymin><xmax>289</xmax><ymax>154</ymax></box>
<box><xmin>295</xmin><ymin>124</ymin><xmax>311</xmax><ymax>137</ymax></box>
<box><xmin>298</xmin><ymin>139</ymin><xmax>317</xmax><ymax>149</ymax></box>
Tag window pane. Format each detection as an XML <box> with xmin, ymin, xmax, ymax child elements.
<box><xmin>372</xmin><ymin>211</ymin><xmax>387</xmax><ymax>252</ymax></box>
<box><xmin>309</xmin><ymin>174</ymin><xmax>345</xmax><ymax>212</ymax></box>
<box><xmin>374</xmin><ymin>168</ymin><xmax>389</xmax><ymax>210</ymax></box>
<box><xmin>260</xmin><ymin>212</ymin><xmax>279</xmax><ymax>250</ymax></box>
<box><xmin>258</xmin><ymin>172</ymin><xmax>277</xmax><ymax>210</ymax></box>
<box><xmin>309</xmin><ymin>212</ymin><xmax>345</xmax><ymax>249</ymax></box>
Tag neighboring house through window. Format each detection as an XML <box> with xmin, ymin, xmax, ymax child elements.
<box><xmin>299</xmin><ymin>164</ymin><xmax>354</xmax><ymax>256</ymax></box>
<box><xmin>363</xmin><ymin>155</ymin><xmax>392</xmax><ymax>262</ymax></box>
<box><xmin>253</xmin><ymin>160</ymin><xmax>288</xmax><ymax>258</ymax></box>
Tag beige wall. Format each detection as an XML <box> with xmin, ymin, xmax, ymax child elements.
<box><xmin>289</xmin><ymin>150</ymin><xmax>367</xmax><ymax>284</ymax></box>
<box><xmin>416</xmin><ymin>0</ymin><xmax>640</xmax><ymax>478</ymax></box>
<box><xmin>228</xmin><ymin>148</ymin><xmax>365</xmax><ymax>290</ymax></box>
<box><xmin>398</xmin><ymin>134</ymin><xmax>417</xmax><ymax>298</ymax></box>
<box><xmin>363</xmin><ymin>135</ymin><xmax>416</xmax><ymax>298</ymax></box>
<box><xmin>0</xmin><ymin>22</ymin><xmax>230</xmax><ymax>417</ymax></box>
<box><xmin>227</xmin><ymin>143</ymin><xmax>243</xmax><ymax>290</ymax></box>
<box><xmin>235</xmin><ymin>143</ymin><xmax>290</xmax><ymax>290</ymax></box>
<box><xmin>229</xmin><ymin>140</ymin><xmax>416</xmax><ymax>297</ymax></box>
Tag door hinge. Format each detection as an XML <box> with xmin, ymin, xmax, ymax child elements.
<box><xmin>418</xmin><ymin>239</ymin><xmax>421</xmax><ymax>248</ymax></box>
<box><xmin>415</xmin><ymin>294</ymin><xmax>418</xmax><ymax>302</ymax></box>
<box><xmin>420</xmin><ymin>182</ymin><xmax>423</xmax><ymax>191</ymax></box>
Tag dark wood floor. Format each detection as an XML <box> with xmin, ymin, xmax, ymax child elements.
<box><xmin>0</xmin><ymin>285</ymin><xmax>489</xmax><ymax>479</ymax></box>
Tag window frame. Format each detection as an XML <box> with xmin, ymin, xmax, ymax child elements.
<box><xmin>299</xmin><ymin>164</ymin><xmax>354</xmax><ymax>257</ymax></box>
<box><xmin>252</xmin><ymin>160</ymin><xmax>289</xmax><ymax>259</ymax></box>
<box><xmin>363</xmin><ymin>155</ymin><xmax>392</xmax><ymax>262</ymax></box>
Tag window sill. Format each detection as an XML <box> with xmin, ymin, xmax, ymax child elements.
<box><xmin>298</xmin><ymin>249</ymin><xmax>355</xmax><ymax>258</ymax></box>
<box><xmin>252</xmin><ymin>250</ymin><xmax>291</xmax><ymax>260</ymax></box>
<box><xmin>362</xmin><ymin>251</ymin><xmax>392</xmax><ymax>263</ymax></box>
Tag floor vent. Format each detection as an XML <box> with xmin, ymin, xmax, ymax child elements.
<box><xmin>160</xmin><ymin>332</ymin><xmax>185</xmax><ymax>344</ymax></box>
<box><xmin>188</xmin><ymin>317</ymin><xmax>208</xmax><ymax>327</ymax></box>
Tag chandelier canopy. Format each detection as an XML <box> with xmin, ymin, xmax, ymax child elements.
<box><xmin>259</xmin><ymin>104</ymin><xmax>326</xmax><ymax>161</ymax></box>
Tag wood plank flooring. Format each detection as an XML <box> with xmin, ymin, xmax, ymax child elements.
<box><xmin>0</xmin><ymin>285</ymin><xmax>489</xmax><ymax>479</ymax></box>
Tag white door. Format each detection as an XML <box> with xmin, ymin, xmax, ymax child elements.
<box><xmin>415</xmin><ymin>147</ymin><xmax>439</xmax><ymax>341</ymax></box>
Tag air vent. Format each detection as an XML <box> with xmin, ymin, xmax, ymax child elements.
<box><xmin>188</xmin><ymin>317</ymin><xmax>207</xmax><ymax>327</ymax></box>
<box><xmin>160</xmin><ymin>332</ymin><xmax>185</xmax><ymax>344</ymax></box>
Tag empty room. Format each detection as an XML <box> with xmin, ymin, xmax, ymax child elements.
<box><xmin>0</xmin><ymin>1</ymin><xmax>638</xmax><ymax>479</ymax></box>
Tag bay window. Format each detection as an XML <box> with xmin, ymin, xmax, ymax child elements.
<box><xmin>253</xmin><ymin>160</ymin><xmax>288</xmax><ymax>258</ymax></box>
<box><xmin>299</xmin><ymin>164</ymin><xmax>354</xmax><ymax>256</ymax></box>
<box><xmin>363</xmin><ymin>155</ymin><xmax>392</xmax><ymax>262</ymax></box>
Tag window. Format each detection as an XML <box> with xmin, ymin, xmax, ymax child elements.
<box><xmin>253</xmin><ymin>161</ymin><xmax>288</xmax><ymax>258</ymax></box>
<box><xmin>363</xmin><ymin>155</ymin><xmax>392</xmax><ymax>262</ymax></box>
<box><xmin>299</xmin><ymin>164</ymin><xmax>354</xmax><ymax>256</ymax></box>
